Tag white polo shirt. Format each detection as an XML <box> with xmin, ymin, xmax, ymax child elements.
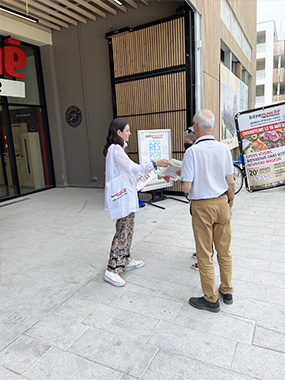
<box><xmin>181</xmin><ymin>136</ymin><xmax>234</xmax><ymax>200</ymax></box>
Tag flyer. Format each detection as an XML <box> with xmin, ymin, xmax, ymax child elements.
<box><xmin>158</xmin><ymin>159</ymin><xmax>182</xmax><ymax>181</ymax></box>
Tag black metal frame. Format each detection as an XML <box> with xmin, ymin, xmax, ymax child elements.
<box><xmin>106</xmin><ymin>6</ymin><xmax>196</xmax><ymax>201</ymax></box>
<box><xmin>235</xmin><ymin>101</ymin><xmax>285</xmax><ymax>193</ymax></box>
<box><xmin>0</xmin><ymin>36</ymin><xmax>55</xmax><ymax>202</ymax></box>
<box><xmin>105</xmin><ymin>6</ymin><xmax>196</xmax><ymax>131</ymax></box>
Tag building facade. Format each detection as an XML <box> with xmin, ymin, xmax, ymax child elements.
<box><xmin>0</xmin><ymin>0</ymin><xmax>256</xmax><ymax>201</ymax></box>
<box><xmin>256</xmin><ymin>20</ymin><xmax>285</xmax><ymax>107</ymax></box>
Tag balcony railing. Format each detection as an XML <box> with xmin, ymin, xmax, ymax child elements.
<box><xmin>273</xmin><ymin>68</ymin><xmax>285</xmax><ymax>83</ymax></box>
<box><xmin>273</xmin><ymin>94</ymin><xmax>285</xmax><ymax>102</ymax></box>
<box><xmin>274</xmin><ymin>41</ymin><xmax>285</xmax><ymax>56</ymax></box>
<box><xmin>257</xmin><ymin>43</ymin><xmax>266</xmax><ymax>53</ymax></box>
<box><xmin>256</xmin><ymin>70</ymin><xmax>265</xmax><ymax>79</ymax></box>
<box><xmin>256</xmin><ymin>96</ymin><xmax>264</xmax><ymax>104</ymax></box>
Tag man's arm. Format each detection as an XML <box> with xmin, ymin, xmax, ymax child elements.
<box><xmin>182</xmin><ymin>181</ymin><xmax>192</xmax><ymax>194</ymax></box>
<box><xmin>226</xmin><ymin>174</ymin><xmax>235</xmax><ymax>209</ymax></box>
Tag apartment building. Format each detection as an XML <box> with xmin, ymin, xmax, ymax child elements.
<box><xmin>256</xmin><ymin>20</ymin><xmax>285</xmax><ymax>106</ymax></box>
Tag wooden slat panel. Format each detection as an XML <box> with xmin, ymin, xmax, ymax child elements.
<box><xmin>112</xmin><ymin>17</ymin><xmax>185</xmax><ymax>77</ymax></box>
<box><xmin>112</xmin><ymin>16</ymin><xmax>186</xmax><ymax>194</ymax></box>
<box><xmin>115</xmin><ymin>72</ymin><xmax>186</xmax><ymax>116</ymax></box>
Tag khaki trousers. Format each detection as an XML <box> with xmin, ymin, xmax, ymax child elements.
<box><xmin>191</xmin><ymin>195</ymin><xmax>233</xmax><ymax>302</ymax></box>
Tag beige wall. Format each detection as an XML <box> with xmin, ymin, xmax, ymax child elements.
<box><xmin>189</xmin><ymin>0</ymin><xmax>256</xmax><ymax>138</ymax></box>
<box><xmin>42</xmin><ymin>1</ymin><xmax>179</xmax><ymax>188</ymax></box>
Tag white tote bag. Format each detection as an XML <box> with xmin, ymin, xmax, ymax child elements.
<box><xmin>105</xmin><ymin>146</ymin><xmax>137</xmax><ymax>220</ymax></box>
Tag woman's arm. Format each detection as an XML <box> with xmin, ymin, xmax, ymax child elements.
<box><xmin>114</xmin><ymin>145</ymin><xmax>169</xmax><ymax>178</ymax></box>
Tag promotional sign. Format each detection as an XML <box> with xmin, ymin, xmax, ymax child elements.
<box><xmin>137</xmin><ymin>129</ymin><xmax>172</xmax><ymax>191</ymax></box>
<box><xmin>0</xmin><ymin>78</ymin><xmax>25</xmax><ymax>97</ymax></box>
<box><xmin>220</xmin><ymin>64</ymin><xmax>248</xmax><ymax>149</ymax></box>
<box><xmin>235</xmin><ymin>102</ymin><xmax>285</xmax><ymax>191</ymax></box>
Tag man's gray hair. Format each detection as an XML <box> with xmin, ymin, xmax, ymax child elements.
<box><xmin>193</xmin><ymin>109</ymin><xmax>215</xmax><ymax>130</ymax></box>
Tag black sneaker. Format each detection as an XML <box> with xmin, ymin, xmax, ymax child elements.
<box><xmin>219</xmin><ymin>290</ymin><xmax>233</xmax><ymax>305</ymax></box>
<box><xmin>189</xmin><ymin>296</ymin><xmax>220</xmax><ymax>313</ymax></box>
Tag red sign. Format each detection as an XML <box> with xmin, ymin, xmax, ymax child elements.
<box><xmin>240</xmin><ymin>121</ymin><xmax>285</xmax><ymax>138</ymax></box>
<box><xmin>0</xmin><ymin>38</ymin><xmax>26</xmax><ymax>79</ymax></box>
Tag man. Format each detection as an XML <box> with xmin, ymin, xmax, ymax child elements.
<box><xmin>181</xmin><ymin>109</ymin><xmax>235</xmax><ymax>313</ymax></box>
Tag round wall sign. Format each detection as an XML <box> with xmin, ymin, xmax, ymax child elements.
<box><xmin>65</xmin><ymin>105</ymin><xmax>82</xmax><ymax>128</ymax></box>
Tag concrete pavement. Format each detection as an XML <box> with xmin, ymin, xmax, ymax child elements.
<box><xmin>0</xmin><ymin>186</ymin><xmax>285</xmax><ymax>380</ymax></box>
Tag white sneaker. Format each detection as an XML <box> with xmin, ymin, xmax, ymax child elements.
<box><xmin>103</xmin><ymin>270</ymin><xmax>126</xmax><ymax>287</ymax></box>
<box><xmin>124</xmin><ymin>259</ymin><xmax>145</xmax><ymax>272</ymax></box>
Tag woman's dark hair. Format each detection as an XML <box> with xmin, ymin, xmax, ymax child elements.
<box><xmin>103</xmin><ymin>118</ymin><xmax>128</xmax><ymax>156</ymax></box>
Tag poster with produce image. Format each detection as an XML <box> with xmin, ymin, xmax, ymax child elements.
<box><xmin>220</xmin><ymin>64</ymin><xmax>248</xmax><ymax>150</ymax></box>
<box><xmin>235</xmin><ymin>102</ymin><xmax>285</xmax><ymax>191</ymax></box>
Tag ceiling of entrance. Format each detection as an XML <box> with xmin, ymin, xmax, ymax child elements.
<box><xmin>0</xmin><ymin>0</ymin><xmax>163</xmax><ymax>32</ymax></box>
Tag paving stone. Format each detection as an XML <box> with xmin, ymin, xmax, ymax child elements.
<box><xmin>0</xmin><ymin>366</ymin><xmax>26</xmax><ymax>380</ymax></box>
<box><xmin>143</xmin><ymin>351</ymin><xmax>255</xmax><ymax>380</ymax></box>
<box><xmin>144</xmin><ymin>234</ymin><xmax>192</xmax><ymax>249</ymax></box>
<box><xmin>222</xmin><ymin>298</ymin><xmax>285</xmax><ymax>327</ymax></box>
<box><xmin>129</xmin><ymin>241</ymin><xmax>168</xmax><ymax>254</ymax></box>
<box><xmin>143</xmin><ymin>264</ymin><xmax>201</xmax><ymax>287</ymax></box>
<box><xmin>164</xmin><ymin>246</ymin><xmax>196</xmax><ymax>258</ymax></box>
<box><xmin>23</xmin><ymin>347</ymin><xmax>122</xmax><ymax>380</ymax></box>
<box><xmin>233</xmin><ymin>255</ymin><xmax>271</xmax><ymax>272</ymax></box>
<box><xmin>0</xmin><ymin>310</ymin><xmax>42</xmax><ymax>352</ymax></box>
<box><xmin>255</xmin><ymin>271</ymin><xmax>285</xmax><ymax>289</ymax></box>
<box><xmin>82</xmin><ymin>303</ymin><xmax>159</xmax><ymax>343</ymax></box>
<box><xmin>0</xmin><ymin>335</ymin><xmax>50</xmax><ymax>375</ymax></box>
<box><xmin>231</xmin><ymin>278</ymin><xmax>268</xmax><ymax>301</ymax></box>
<box><xmin>75</xmin><ymin>278</ymin><xmax>125</xmax><ymax>305</ymax></box>
<box><xmin>126</xmin><ymin>272</ymin><xmax>201</xmax><ymax>302</ymax></box>
<box><xmin>25</xmin><ymin>314</ymin><xmax>89</xmax><ymax>351</ymax></box>
<box><xmin>52</xmin><ymin>296</ymin><xmax>98</xmax><ymax>321</ymax></box>
<box><xmin>175</xmin><ymin>305</ymin><xmax>255</xmax><ymax>343</ymax></box>
<box><xmin>111</xmin><ymin>290</ymin><xmax>183</xmax><ymax>322</ymax></box>
<box><xmin>269</xmin><ymin>261</ymin><xmax>285</xmax><ymax>275</ymax></box>
<box><xmin>265</xmin><ymin>286</ymin><xmax>285</xmax><ymax>304</ymax></box>
<box><xmin>231</xmin><ymin>343</ymin><xmax>285</xmax><ymax>379</ymax></box>
<box><xmin>147</xmin><ymin>321</ymin><xmax>236</xmax><ymax>369</ymax></box>
<box><xmin>69</xmin><ymin>327</ymin><xmax>157</xmax><ymax>378</ymax></box>
<box><xmin>253</xmin><ymin>323</ymin><xmax>285</xmax><ymax>353</ymax></box>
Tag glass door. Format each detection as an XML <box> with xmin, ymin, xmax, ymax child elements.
<box><xmin>9</xmin><ymin>106</ymin><xmax>52</xmax><ymax>195</ymax></box>
<box><xmin>0</xmin><ymin>106</ymin><xmax>18</xmax><ymax>199</ymax></box>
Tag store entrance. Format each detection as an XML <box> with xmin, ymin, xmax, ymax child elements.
<box><xmin>0</xmin><ymin>105</ymin><xmax>54</xmax><ymax>200</ymax></box>
<box><xmin>0</xmin><ymin>37</ymin><xmax>54</xmax><ymax>201</ymax></box>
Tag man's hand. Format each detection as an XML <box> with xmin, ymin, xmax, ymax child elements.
<box><xmin>156</xmin><ymin>159</ymin><xmax>170</xmax><ymax>167</ymax></box>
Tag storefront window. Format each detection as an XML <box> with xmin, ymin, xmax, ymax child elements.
<box><xmin>0</xmin><ymin>36</ymin><xmax>54</xmax><ymax>201</ymax></box>
<box><xmin>7</xmin><ymin>45</ymin><xmax>41</xmax><ymax>105</ymax></box>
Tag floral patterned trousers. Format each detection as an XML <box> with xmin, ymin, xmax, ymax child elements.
<box><xmin>107</xmin><ymin>212</ymin><xmax>135</xmax><ymax>274</ymax></box>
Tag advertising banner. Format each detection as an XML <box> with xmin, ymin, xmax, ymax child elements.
<box><xmin>137</xmin><ymin>129</ymin><xmax>172</xmax><ymax>192</ymax></box>
<box><xmin>235</xmin><ymin>102</ymin><xmax>285</xmax><ymax>191</ymax></box>
<box><xmin>220</xmin><ymin>64</ymin><xmax>248</xmax><ymax>149</ymax></box>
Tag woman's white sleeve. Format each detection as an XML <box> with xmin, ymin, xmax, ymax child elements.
<box><xmin>114</xmin><ymin>145</ymin><xmax>153</xmax><ymax>177</ymax></box>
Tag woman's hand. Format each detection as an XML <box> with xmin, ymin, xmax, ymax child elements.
<box><xmin>156</xmin><ymin>159</ymin><xmax>170</xmax><ymax>167</ymax></box>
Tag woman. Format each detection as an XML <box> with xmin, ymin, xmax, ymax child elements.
<box><xmin>103</xmin><ymin>118</ymin><xmax>170</xmax><ymax>287</ymax></box>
